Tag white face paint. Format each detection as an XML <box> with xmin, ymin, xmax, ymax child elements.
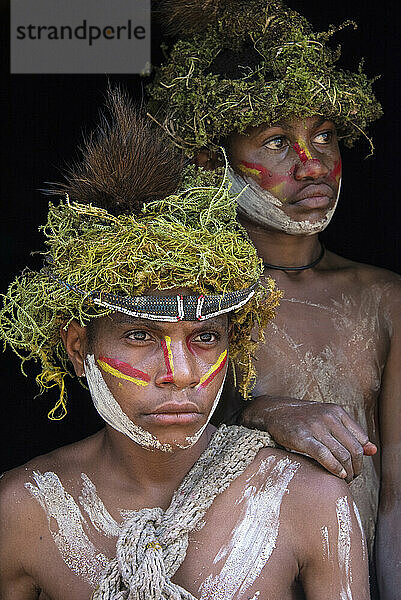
<box><xmin>177</xmin><ymin>372</ymin><xmax>226</xmax><ymax>449</ymax></box>
<box><xmin>85</xmin><ymin>354</ymin><xmax>226</xmax><ymax>453</ymax></box>
<box><xmin>228</xmin><ymin>166</ymin><xmax>341</xmax><ymax>236</ymax></box>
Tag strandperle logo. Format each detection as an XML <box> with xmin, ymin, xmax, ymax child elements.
<box><xmin>15</xmin><ymin>20</ymin><xmax>146</xmax><ymax>47</ymax></box>
<box><xmin>11</xmin><ymin>0</ymin><xmax>150</xmax><ymax>74</ymax></box>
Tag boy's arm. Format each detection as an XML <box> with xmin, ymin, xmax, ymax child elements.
<box><xmin>294</xmin><ymin>472</ymin><xmax>370</xmax><ymax>600</ymax></box>
<box><xmin>0</xmin><ymin>473</ymin><xmax>41</xmax><ymax>599</ymax></box>
<box><xmin>375</xmin><ymin>291</ymin><xmax>401</xmax><ymax>600</ymax></box>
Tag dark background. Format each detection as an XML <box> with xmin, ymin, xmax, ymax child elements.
<box><xmin>1</xmin><ymin>1</ymin><xmax>400</xmax><ymax>472</ymax></box>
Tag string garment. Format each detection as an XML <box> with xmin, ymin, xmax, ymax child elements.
<box><xmin>92</xmin><ymin>424</ymin><xmax>275</xmax><ymax>599</ymax></box>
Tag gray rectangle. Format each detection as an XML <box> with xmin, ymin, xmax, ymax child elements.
<box><xmin>11</xmin><ymin>0</ymin><xmax>150</xmax><ymax>74</ymax></box>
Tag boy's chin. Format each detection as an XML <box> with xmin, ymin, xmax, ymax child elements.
<box><xmin>146</xmin><ymin>422</ymin><xmax>208</xmax><ymax>451</ymax></box>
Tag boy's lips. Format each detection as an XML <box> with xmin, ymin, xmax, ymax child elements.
<box><xmin>144</xmin><ymin>402</ymin><xmax>201</xmax><ymax>425</ymax></box>
<box><xmin>296</xmin><ymin>196</ymin><xmax>332</xmax><ymax>209</ymax></box>
<box><xmin>292</xmin><ymin>183</ymin><xmax>334</xmax><ymax>209</ymax></box>
<box><xmin>150</xmin><ymin>402</ymin><xmax>200</xmax><ymax>414</ymax></box>
<box><xmin>145</xmin><ymin>413</ymin><xmax>202</xmax><ymax>425</ymax></box>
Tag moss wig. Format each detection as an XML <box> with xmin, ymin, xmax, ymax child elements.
<box><xmin>148</xmin><ymin>0</ymin><xmax>382</xmax><ymax>155</ymax></box>
<box><xmin>0</xmin><ymin>89</ymin><xmax>281</xmax><ymax>420</ymax></box>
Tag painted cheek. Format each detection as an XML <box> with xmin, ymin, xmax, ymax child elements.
<box><xmin>195</xmin><ymin>350</ymin><xmax>227</xmax><ymax>390</ymax></box>
<box><xmin>237</xmin><ymin>160</ymin><xmax>269</xmax><ymax>180</ymax></box>
<box><xmin>161</xmin><ymin>336</ymin><xmax>175</xmax><ymax>382</ymax></box>
<box><xmin>97</xmin><ymin>356</ymin><xmax>150</xmax><ymax>387</ymax></box>
<box><xmin>238</xmin><ymin>160</ymin><xmax>295</xmax><ymax>194</ymax></box>
<box><xmin>330</xmin><ymin>159</ymin><xmax>342</xmax><ymax>184</ymax></box>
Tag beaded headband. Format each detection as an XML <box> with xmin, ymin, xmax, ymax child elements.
<box><xmin>45</xmin><ymin>267</ymin><xmax>258</xmax><ymax>322</ymax></box>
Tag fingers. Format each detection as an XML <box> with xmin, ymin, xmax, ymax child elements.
<box><xmin>300</xmin><ymin>424</ymin><xmax>366</xmax><ymax>483</ymax></box>
<box><xmin>326</xmin><ymin>433</ymin><xmax>363</xmax><ymax>483</ymax></box>
<box><xmin>299</xmin><ymin>437</ymin><xmax>349</xmax><ymax>479</ymax></box>
<box><xmin>363</xmin><ymin>442</ymin><xmax>377</xmax><ymax>456</ymax></box>
<box><xmin>328</xmin><ymin>425</ymin><xmax>364</xmax><ymax>481</ymax></box>
<box><xmin>248</xmin><ymin>398</ymin><xmax>377</xmax><ymax>480</ymax></box>
<box><xmin>339</xmin><ymin>411</ymin><xmax>370</xmax><ymax>446</ymax></box>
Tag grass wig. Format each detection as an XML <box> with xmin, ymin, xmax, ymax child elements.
<box><xmin>0</xmin><ymin>90</ymin><xmax>281</xmax><ymax>419</ymax></box>
<box><xmin>148</xmin><ymin>0</ymin><xmax>382</xmax><ymax>155</ymax></box>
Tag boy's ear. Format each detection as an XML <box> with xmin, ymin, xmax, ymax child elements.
<box><xmin>194</xmin><ymin>148</ymin><xmax>221</xmax><ymax>171</ymax></box>
<box><xmin>60</xmin><ymin>320</ymin><xmax>87</xmax><ymax>377</ymax></box>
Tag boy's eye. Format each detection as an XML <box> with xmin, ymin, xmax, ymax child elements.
<box><xmin>313</xmin><ymin>131</ymin><xmax>333</xmax><ymax>144</ymax></box>
<box><xmin>127</xmin><ymin>330</ymin><xmax>152</xmax><ymax>341</ymax></box>
<box><xmin>264</xmin><ymin>136</ymin><xmax>288</xmax><ymax>151</ymax></box>
<box><xmin>192</xmin><ymin>332</ymin><xmax>218</xmax><ymax>343</ymax></box>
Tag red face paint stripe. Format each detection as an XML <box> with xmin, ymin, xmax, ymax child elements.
<box><xmin>185</xmin><ymin>334</ymin><xmax>197</xmax><ymax>356</ymax></box>
<box><xmin>292</xmin><ymin>142</ymin><xmax>312</xmax><ymax>165</ymax></box>
<box><xmin>330</xmin><ymin>159</ymin><xmax>342</xmax><ymax>181</ymax></box>
<box><xmin>196</xmin><ymin>351</ymin><xmax>228</xmax><ymax>390</ymax></box>
<box><xmin>238</xmin><ymin>160</ymin><xmax>270</xmax><ymax>179</ymax></box>
<box><xmin>98</xmin><ymin>356</ymin><xmax>150</xmax><ymax>382</ymax></box>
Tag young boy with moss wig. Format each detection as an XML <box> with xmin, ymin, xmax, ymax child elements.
<box><xmin>0</xmin><ymin>90</ymin><xmax>370</xmax><ymax>599</ymax></box>
<box><xmin>148</xmin><ymin>2</ymin><xmax>401</xmax><ymax>597</ymax></box>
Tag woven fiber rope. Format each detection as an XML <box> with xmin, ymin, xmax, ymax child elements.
<box><xmin>92</xmin><ymin>424</ymin><xmax>275</xmax><ymax>599</ymax></box>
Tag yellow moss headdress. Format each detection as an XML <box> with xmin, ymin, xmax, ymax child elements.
<box><xmin>148</xmin><ymin>0</ymin><xmax>382</xmax><ymax>155</ymax></box>
<box><xmin>0</xmin><ymin>90</ymin><xmax>281</xmax><ymax>420</ymax></box>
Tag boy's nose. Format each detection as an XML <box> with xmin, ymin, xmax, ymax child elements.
<box><xmin>292</xmin><ymin>141</ymin><xmax>329</xmax><ymax>180</ymax></box>
<box><xmin>156</xmin><ymin>337</ymin><xmax>199</xmax><ymax>389</ymax></box>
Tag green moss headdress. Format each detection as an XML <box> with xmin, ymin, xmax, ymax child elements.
<box><xmin>0</xmin><ymin>90</ymin><xmax>281</xmax><ymax>420</ymax></box>
<box><xmin>148</xmin><ymin>0</ymin><xmax>382</xmax><ymax>155</ymax></box>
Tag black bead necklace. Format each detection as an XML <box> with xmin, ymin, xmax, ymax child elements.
<box><xmin>263</xmin><ymin>243</ymin><xmax>325</xmax><ymax>272</ymax></box>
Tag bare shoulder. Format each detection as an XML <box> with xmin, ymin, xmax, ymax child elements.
<box><xmin>250</xmin><ymin>445</ymin><xmax>351</xmax><ymax>501</ymax></box>
<box><xmin>327</xmin><ymin>250</ymin><xmax>401</xmax><ymax>313</ymax></box>
<box><xmin>0</xmin><ymin>430</ymin><xmax>103</xmax><ymax>520</ymax></box>
<box><xmin>0</xmin><ymin>433</ymin><xmax>103</xmax><ymax>598</ymax></box>
<box><xmin>239</xmin><ymin>446</ymin><xmax>354</xmax><ymax>527</ymax></box>
<box><xmin>246</xmin><ymin>447</ymin><xmax>359</xmax><ymax>553</ymax></box>
<box><xmin>327</xmin><ymin>249</ymin><xmax>401</xmax><ymax>286</ymax></box>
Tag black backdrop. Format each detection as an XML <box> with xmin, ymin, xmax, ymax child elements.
<box><xmin>1</xmin><ymin>1</ymin><xmax>400</xmax><ymax>472</ymax></box>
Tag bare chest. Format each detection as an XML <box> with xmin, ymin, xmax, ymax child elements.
<box><xmin>25</xmin><ymin>457</ymin><xmax>302</xmax><ymax>600</ymax></box>
<box><xmin>254</xmin><ymin>283</ymin><xmax>389</xmax><ymax>416</ymax></box>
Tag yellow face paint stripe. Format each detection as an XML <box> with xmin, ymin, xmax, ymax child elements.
<box><xmin>294</xmin><ymin>139</ymin><xmax>313</xmax><ymax>162</ymax></box>
<box><xmin>303</xmin><ymin>144</ymin><xmax>313</xmax><ymax>160</ymax></box>
<box><xmin>165</xmin><ymin>336</ymin><xmax>174</xmax><ymax>376</ymax></box>
<box><xmin>161</xmin><ymin>335</ymin><xmax>175</xmax><ymax>380</ymax></box>
<box><xmin>196</xmin><ymin>350</ymin><xmax>228</xmax><ymax>390</ymax></box>
<box><xmin>238</xmin><ymin>163</ymin><xmax>262</xmax><ymax>178</ymax></box>
<box><xmin>97</xmin><ymin>359</ymin><xmax>150</xmax><ymax>387</ymax></box>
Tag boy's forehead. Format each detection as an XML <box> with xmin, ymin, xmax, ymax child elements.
<box><xmin>108</xmin><ymin>312</ymin><xmax>228</xmax><ymax>330</ymax></box>
<box><xmin>252</xmin><ymin>115</ymin><xmax>332</xmax><ymax>135</ymax></box>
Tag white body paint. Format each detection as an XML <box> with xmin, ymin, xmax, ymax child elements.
<box><xmin>253</xmin><ymin>283</ymin><xmax>390</xmax><ymax>555</ymax></box>
<box><xmin>321</xmin><ymin>525</ymin><xmax>331</xmax><ymax>561</ymax></box>
<box><xmin>336</xmin><ymin>496</ymin><xmax>353</xmax><ymax>600</ymax></box>
<box><xmin>85</xmin><ymin>353</ymin><xmax>226</xmax><ymax>452</ymax></box>
<box><xmin>199</xmin><ymin>456</ymin><xmax>299</xmax><ymax>600</ymax></box>
<box><xmin>79</xmin><ymin>473</ymin><xmax>120</xmax><ymax>538</ymax></box>
<box><xmin>228</xmin><ymin>166</ymin><xmax>341</xmax><ymax>235</ymax></box>
<box><xmin>353</xmin><ymin>501</ymin><xmax>367</xmax><ymax>562</ymax></box>
<box><xmin>25</xmin><ymin>471</ymin><xmax>110</xmax><ymax>585</ymax></box>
